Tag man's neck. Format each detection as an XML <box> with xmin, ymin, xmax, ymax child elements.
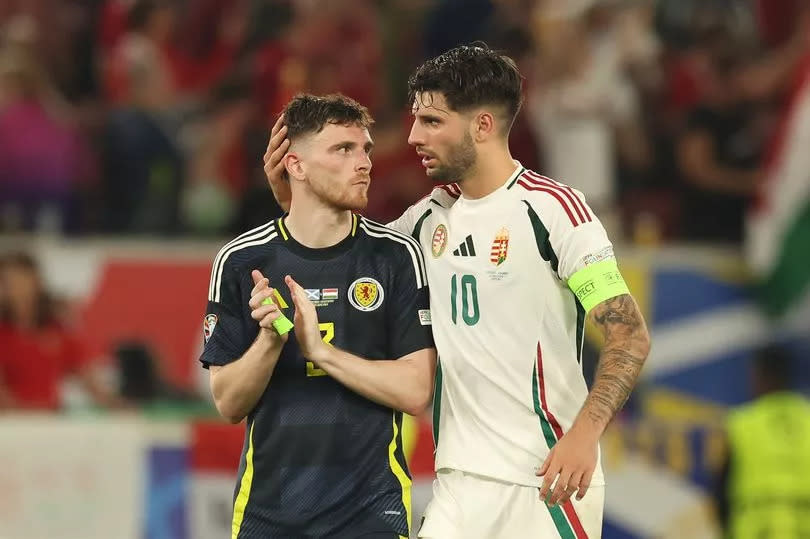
<box><xmin>285</xmin><ymin>199</ymin><xmax>353</xmax><ymax>248</ymax></box>
<box><xmin>457</xmin><ymin>145</ymin><xmax>517</xmax><ymax>200</ymax></box>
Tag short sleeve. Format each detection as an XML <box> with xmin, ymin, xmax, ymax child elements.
<box><xmin>538</xmin><ymin>188</ymin><xmax>616</xmax><ymax>282</ymax></box>
<box><xmin>385</xmin><ymin>242</ymin><xmax>434</xmax><ymax>360</ymax></box>
<box><xmin>523</xmin><ymin>184</ymin><xmax>628</xmax><ymax>313</ymax></box>
<box><xmin>200</xmin><ymin>259</ymin><xmax>250</xmax><ymax>368</ymax></box>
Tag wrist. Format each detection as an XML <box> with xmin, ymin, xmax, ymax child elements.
<box><xmin>310</xmin><ymin>342</ymin><xmax>333</xmax><ymax>366</ymax></box>
<box><xmin>571</xmin><ymin>416</ymin><xmax>606</xmax><ymax>443</ymax></box>
<box><xmin>256</xmin><ymin>328</ymin><xmax>283</xmax><ymax>351</ymax></box>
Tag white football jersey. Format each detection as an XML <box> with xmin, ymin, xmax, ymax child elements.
<box><xmin>388</xmin><ymin>164</ymin><xmax>615</xmax><ymax>487</ymax></box>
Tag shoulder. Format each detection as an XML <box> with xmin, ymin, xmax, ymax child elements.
<box><xmin>510</xmin><ymin>169</ymin><xmax>594</xmax><ymax>230</ymax></box>
<box><xmin>408</xmin><ymin>183</ymin><xmax>461</xmax><ymax>213</ymax></box>
<box><xmin>213</xmin><ymin>220</ymin><xmax>281</xmax><ymax>267</ymax></box>
<box><xmin>208</xmin><ymin>220</ymin><xmax>281</xmax><ymax>300</ymax></box>
<box><xmin>426</xmin><ymin>183</ymin><xmax>461</xmax><ymax>210</ymax></box>
<box><xmin>358</xmin><ymin>216</ymin><xmax>427</xmax><ymax>286</ymax></box>
<box><xmin>358</xmin><ymin>216</ymin><xmax>423</xmax><ymax>255</ymax></box>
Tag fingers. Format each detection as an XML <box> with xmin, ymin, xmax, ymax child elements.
<box><xmin>248</xmin><ymin>287</ymin><xmax>276</xmax><ymax>310</ymax></box>
<box><xmin>538</xmin><ymin>462</ymin><xmax>557</xmax><ymax>503</ymax></box>
<box><xmin>556</xmin><ymin>471</ymin><xmax>582</xmax><ymax>506</ymax></box>
<box><xmin>251</xmin><ymin>270</ymin><xmax>266</xmax><ymax>288</ymax></box>
<box><xmin>264</xmin><ymin>125</ymin><xmax>289</xmax><ymax>167</ymax></box>
<box><xmin>576</xmin><ymin>472</ymin><xmax>593</xmax><ymax>501</ymax></box>
<box><xmin>267</xmin><ymin>138</ymin><xmax>290</xmax><ymax>172</ymax></box>
<box><xmin>548</xmin><ymin>470</ymin><xmax>572</xmax><ymax>506</ymax></box>
<box><xmin>258</xmin><ymin>309</ymin><xmax>283</xmax><ymax>329</ymax></box>
<box><xmin>270</xmin><ymin>156</ymin><xmax>287</xmax><ymax>180</ymax></box>
<box><xmin>537</xmin><ymin>455</ymin><xmax>551</xmax><ymax>477</ymax></box>
<box><xmin>250</xmin><ymin>302</ymin><xmax>279</xmax><ymax>322</ymax></box>
<box><xmin>270</xmin><ymin>113</ymin><xmax>285</xmax><ymax>138</ymax></box>
<box><xmin>285</xmin><ymin>275</ymin><xmax>301</xmax><ymax>298</ymax></box>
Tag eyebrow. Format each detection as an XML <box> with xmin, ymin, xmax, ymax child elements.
<box><xmin>329</xmin><ymin>140</ymin><xmax>375</xmax><ymax>152</ymax></box>
<box><xmin>415</xmin><ymin>112</ymin><xmax>443</xmax><ymax>122</ymax></box>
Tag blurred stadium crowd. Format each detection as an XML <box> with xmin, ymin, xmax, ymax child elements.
<box><xmin>0</xmin><ymin>0</ymin><xmax>807</xmax><ymax>434</ymax></box>
<box><xmin>0</xmin><ymin>0</ymin><xmax>806</xmax><ymax>243</ymax></box>
<box><xmin>1</xmin><ymin>2</ymin><xmax>810</xmax><ymax>537</ymax></box>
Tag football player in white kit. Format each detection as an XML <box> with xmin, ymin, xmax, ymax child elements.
<box><xmin>263</xmin><ymin>46</ymin><xmax>651</xmax><ymax>539</ymax></box>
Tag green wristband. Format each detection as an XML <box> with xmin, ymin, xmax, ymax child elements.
<box><xmin>262</xmin><ymin>296</ymin><xmax>294</xmax><ymax>335</ymax></box>
<box><xmin>567</xmin><ymin>259</ymin><xmax>629</xmax><ymax>312</ymax></box>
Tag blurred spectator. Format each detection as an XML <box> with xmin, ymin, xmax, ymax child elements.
<box><xmin>181</xmin><ymin>81</ymin><xmax>254</xmax><ymax>235</ymax></box>
<box><xmin>675</xmin><ymin>32</ymin><xmax>765</xmax><ymax>243</ymax></box>
<box><xmin>676</xmin><ymin>8</ymin><xmax>810</xmax><ymax>244</ymax></box>
<box><xmin>101</xmin><ymin>0</ymin><xmax>175</xmax><ymax>106</ymax></box>
<box><xmin>714</xmin><ymin>344</ymin><xmax>810</xmax><ymax>538</ymax></box>
<box><xmin>528</xmin><ymin>1</ymin><xmax>656</xmax><ymax>239</ymax></box>
<box><xmin>0</xmin><ymin>251</ymin><xmax>122</xmax><ymax>411</ymax></box>
<box><xmin>99</xmin><ymin>0</ymin><xmax>184</xmax><ymax>234</ymax></box>
<box><xmin>116</xmin><ymin>341</ymin><xmax>200</xmax><ymax>406</ymax></box>
<box><xmin>0</xmin><ymin>39</ymin><xmax>93</xmax><ymax>233</ymax></box>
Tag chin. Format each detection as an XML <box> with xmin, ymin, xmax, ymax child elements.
<box><xmin>338</xmin><ymin>196</ymin><xmax>368</xmax><ymax>212</ymax></box>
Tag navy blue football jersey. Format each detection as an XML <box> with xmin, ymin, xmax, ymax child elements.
<box><xmin>200</xmin><ymin>214</ymin><xmax>433</xmax><ymax>538</ymax></box>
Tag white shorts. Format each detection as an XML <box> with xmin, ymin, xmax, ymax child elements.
<box><xmin>417</xmin><ymin>468</ymin><xmax>604</xmax><ymax>539</ymax></box>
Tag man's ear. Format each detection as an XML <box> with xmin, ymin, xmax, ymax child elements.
<box><xmin>285</xmin><ymin>152</ymin><xmax>305</xmax><ymax>181</ymax></box>
<box><xmin>472</xmin><ymin>111</ymin><xmax>497</xmax><ymax>142</ymax></box>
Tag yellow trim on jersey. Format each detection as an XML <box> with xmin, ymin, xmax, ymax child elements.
<box><xmin>232</xmin><ymin>421</ymin><xmax>256</xmax><ymax>539</ymax></box>
<box><xmin>276</xmin><ymin>218</ymin><xmax>289</xmax><ymax>240</ymax></box>
<box><xmin>351</xmin><ymin>214</ymin><xmax>358</xmax><ymax>236</ymax></box>
<box><xmin>567</xmin><ymin>259</ymin><xmax>630</xmax><ymax>313</ymax></box>
<box><xmin>388</xmin><ymin>412</ymin><xmax>412</xmax><ymax>533</ymax></box>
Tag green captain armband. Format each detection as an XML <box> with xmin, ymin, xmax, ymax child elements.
<box><xmin>262</xmin><ymin>296</ymin><xmax>294</xmax><ymax>335</ymax></box>
<box><xmin>567</xmin><ymin>259</ymin><xmax>630</xmax><ymax>313</ymax></box>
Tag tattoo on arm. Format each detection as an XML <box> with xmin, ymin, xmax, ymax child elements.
<box><xmin>582</xmin><ymin>294</ymin><xmax>650</xmax><ymax>429</ymax></box>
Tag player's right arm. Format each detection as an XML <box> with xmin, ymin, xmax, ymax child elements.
<box><xmin>202</xmin><ymin>256</ymin><xmax>287</xmax><ymax>423</ymax></box>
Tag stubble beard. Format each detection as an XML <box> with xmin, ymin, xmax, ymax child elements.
<box><xmin>430</xmin><ymin>130</ymin><xmax>477</xmax><ymax>184</ymax></box>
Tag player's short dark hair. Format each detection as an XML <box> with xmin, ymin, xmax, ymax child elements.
<box><xmin>407</xmin><ymin>44</ymin><xmax>523</xmax><ymax>133</ymax></box>
<box><xmin>282</xmin><ymin>93</ymin><xmax>373</xmax><ymax>143</ymax></box>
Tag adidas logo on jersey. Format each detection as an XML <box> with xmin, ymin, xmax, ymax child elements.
<box><xmin>452</xmin><ymin>235</ymin><xmax>476</xmax><ymax>257</ymax></box>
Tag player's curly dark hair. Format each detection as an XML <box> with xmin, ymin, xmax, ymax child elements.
<box><xmin>282</xmin><ymin>93</ymin><xmax>374</xmax><ymax>143</ymax></box>
<box><xmin>407</xmin><ymin>43</ymin><xmax>523</xmax><ymax>134</ymax></box>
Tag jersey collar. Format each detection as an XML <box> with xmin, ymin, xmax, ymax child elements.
<box><xmin>276</xmin><ymin>214</ymin><xmax>359</xmax><ymax>260</ymax></box>
<box><xmin>456</xmin><ymin>161</ymin><xmax>525</xmax><ymax>208</ymax></box>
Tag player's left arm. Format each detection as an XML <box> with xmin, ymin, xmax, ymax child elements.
<box><xmin>581</xmin><ymin>293</ymin><xmax>650</xmax><ymax>432</ymax></box>
<box><xmin>539</xmin><ymin>280</ymin><xmax>650</xmax><ymax>507</ymax></box>
<box><xmin>533</xmin><ymin>191</ymin><xmax>650</xmax><ymax>507</ymax></box>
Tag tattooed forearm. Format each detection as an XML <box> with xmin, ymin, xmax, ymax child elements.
<box><xmin>580</xmin><ymin>294</ymin><xmax>651</xmax><ymax>431</ymax></box>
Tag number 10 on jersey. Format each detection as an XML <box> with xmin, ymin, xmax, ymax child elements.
<box><xmin>450</xmin><ymin>274</ymin><xmax>480</xmax><ymax>326</ymax></box>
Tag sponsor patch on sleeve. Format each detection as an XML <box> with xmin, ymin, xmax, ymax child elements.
<box><xmin>203</xmin><ymin>314</ymin><xmax>218</xmax><ymax>343</ymax></box>
<box><xmin>418</xmin><ymin>309</ymin><xmax>432</xmax><ymax>326</ymax></box>
<box><xmin>581</xmin><ymin>246</ymin><xmax>615</xmax><ymax>267</ymax></box>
